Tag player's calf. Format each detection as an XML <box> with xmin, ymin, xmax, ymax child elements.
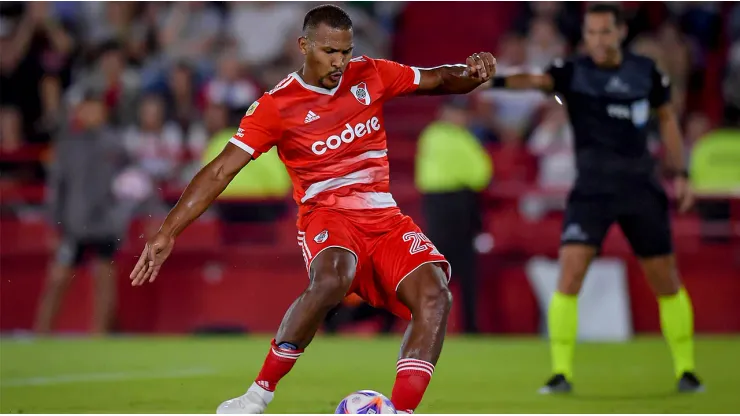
<box><xmin>639</xmin><ymin>254</ymin><xmax>681</xmax><ymax>296</ymax></box>
<box><xmin>217</xmin><ymin>248</ymin><xmax>357</xmax><ymax>414</ymax></box>
<box><xmin>392</xmin><ymin>262</ymin><xmax>452</xmax><ymax>413</ymax></box>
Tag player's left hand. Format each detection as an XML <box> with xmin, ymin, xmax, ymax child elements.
<box><xmin>464</xmin><ymin>52</ymin><xmax>496</xmax><ymax>82</ymax></box>
<box><xmin>674</xmin><ymin>176</ymin><xmax>695</xmax><ymax>213</ymax></box>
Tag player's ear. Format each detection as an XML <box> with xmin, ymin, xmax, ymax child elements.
<box><xmin>298</xmin><ymin>36</ymin><xmax>309</xmax><ymax>56</ymax></box>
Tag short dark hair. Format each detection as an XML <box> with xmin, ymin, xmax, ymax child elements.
<box><xmin>303</xmin><ymin>4</ymin><xmax>353</xmax><ymax>32</ymax></box>
<box><xmin>586</xmin><ymin>3</ymin><xmax>625</xmax><ymax>26</ymax></box>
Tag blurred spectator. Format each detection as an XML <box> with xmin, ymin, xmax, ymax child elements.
<box><xmin>476</xmin><ymin>32</ymin><xmax>547</xmax><ymax>144</ymax></box>
<box><xmin>0</xmin><ymin>106</ymin><xmax>23</xmax><ymax>152</ymax></box>
<box><xmin>156</xmin><ymin>2</ymin><xmax>222</xmax><ymax>74</ymax></box>
<box><xmin>690</xmin><ymin>120</ymin><xmax>740</xmax><ymax>195</ymax></box>
<box><xmin>66</xmin><ymin>40</ymin><xmax>140</xmax><ymax>127</ymax></box>
<box><xmin>415</xmin><ymin>97</ymin><xmax>493</xmax><ymax>334</ymax></box>
<box><xmin>76</xmin><ymin>2</ymin><xmax>148</xmax><ymax>57</ymax></box>
<box><xmin>182</xmin><ymin>102</ymin><xmax>232</xmax><ymax>181</ymax></box>
<box><xmin>162</xmin><ymin>62</ymin><xmax>203</xmax><ymax>134</ymax></box>
<box><xmin>35</xmin><ymin>91</ymin><xmax>130</xmax><ymax>335</ymax></box>
<box><xmin>629</xmin><ymin>34</ymin><xmax>688</xmax><ymax>118</ymax></box>
<box><xmin>123</xmin><ymin>94</ymin><xmax>184</xmax><ymax>184</ymax></box>
<box><xmin>517</xmin><ymin>2</ymin><xmax>582</xmax><ymax>48</ymax></box>
<box><xmin>689</xmin><ymin>117</ymin><xmax>740</xmax><ymax>242</ymax></box>
<box><xmin>526</xmin><ymin>17</ymin><xmax>567</xmax><ymax>70</ymax></box>
<box><xmin>0</xmin><ymin>2</ymin><xmax>75</xmax><ymax>143</ymax></box>
<box><xmin>227</xmin><ymin>2</ymin><xmax>304</xmax><ymax>68</ymax></box>
<box><xmin>723</xmin><ymin>41</ymin><xmax>740</xmax><ymax>119</ymax></box>
<box><xmin>527</xmin><ymin>99</ymin><xmax>575</xmax><ymax>189</ymax></box>
<box><xmin>655</xmin><ymin>22</ymin><xmax>692</xmax><ymax>92</ymax></box>
<box><xmin>203</xmin><ymin>52</ymin><xmax>261</xmax><ymax>117</ymax></box>
<box><xmin>333</xmin><ymin>1</ymin><xmax>390</xmax><ymax>58</ymax></box>
<box><xmin>683</xmin><ymin>112</ymin><xmax>712</xmax><ymax>161</ymax></box>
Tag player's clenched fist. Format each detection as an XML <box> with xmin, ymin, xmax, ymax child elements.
<box><xmin>464</xmin><ymin>52</ymin><xmax>496</xmax><ymax>82</ymax></box>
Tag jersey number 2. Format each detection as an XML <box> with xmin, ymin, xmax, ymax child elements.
<box><xmin>403</xmin><ymin>232</ymin><xmax>441</xmax><ymax>256</ymax></box>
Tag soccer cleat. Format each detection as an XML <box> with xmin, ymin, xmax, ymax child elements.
<box><xmin>537</xmin><ymin>374</ymin><xmax>572</xmax><ymax>394</ymax></box>
<box><xmin>217</xmin><ymin>383</ymin><xmax>274</xmax><ymax>414</ymax></box>
<box><xmin>677</xmin><ymin>372</ymin><xmax>705</xmax><ymax>393</ymax></box>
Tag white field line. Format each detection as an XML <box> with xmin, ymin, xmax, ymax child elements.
<box><xmin>1</xmin><ymin>367</ymin><xmax>216</xmax><ymax>387</ymax></box>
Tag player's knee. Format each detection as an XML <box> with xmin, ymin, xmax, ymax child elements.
<box><xmin>558</xmin><ymin>261</ymin><xmax>587</xmax><ymax>294</ymax></box>
<box><xmin>307</xmin><ymin>268</ymin><xmax>354</xmax><ymax>308</ymax></box>
<box><xmin>640</xmin><ymin>255</ymin><xmax>681</xmax><ymax>296</ymax></box>
<box><xmin>414</xmin><ymin>267</ymin><xmax>452</xmax><ymax>317</ymax></box>
<box><xmin>48</xmin><ymin>267</ymin><xmax>73</xmax><ymax>286</ymax></box>
<box><xmin>558</xmin><ymin>271</ymin><xmax>585</xmax><ymax>295</ymax></box>
<box><xmin>558</xmin><ymin>246</ymin><xmax>593</xmax><ymax>295</ymax></box>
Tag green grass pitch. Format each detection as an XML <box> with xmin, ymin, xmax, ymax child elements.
<box><xmin>1</xmin><ymin>335</ymin><xmax>738</xmax><ymax>413</ymax></box>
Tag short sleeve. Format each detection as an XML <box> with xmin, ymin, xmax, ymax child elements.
<box><xmin>648</xmin><ymin>64</ymin><xmax>671</xmax><ymax>108</ymax></box>
<box><xmin>373</xmin><ymin>58</ymin><xmax>421</xmax><ymax>98</ymax></box>
<box><xmin>545</xmin><ymin>58</ymin><xmax>574</xmax><ymax>94</ymax></box>
<box><xmin>229</xmin><ymin>94</ymin><xmax>283</xmax><ymax>159</ymax></box>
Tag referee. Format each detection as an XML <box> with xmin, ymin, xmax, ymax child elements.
<box><xmin>489</xmin><ymin>3</ymin><xmax>703</xmax><ymax>394</ymax></box>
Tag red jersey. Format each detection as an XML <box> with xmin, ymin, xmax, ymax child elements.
<box><xmin>229</xmin><ymin>56</ymin><xmax>421</xmax><ymax>227</ymax></box>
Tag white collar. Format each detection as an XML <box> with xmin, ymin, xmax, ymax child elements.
<box><xmin>291</xmin><ymin>71</ymin><xmax>343</xmax><ymax>96</ymax></box>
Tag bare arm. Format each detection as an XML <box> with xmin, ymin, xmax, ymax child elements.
<box><xmin>415</xmin><ymin>52</ymin><xmax>496</xmax><ymax>95</ymax></box>
<box><xmin>496</xmin><ymin>73</ymin><xmax>555</xmax><ymax>91</ymax></box>
<box><xmin>42</xmin><ymin>20</ymin><xmax>75</xmax><ymax>56</ymax></box>
<box><xmin>159</xmin><ymin>143</ymin><xmax>252</xmax><ymax>238</ymax></box>
<box><xmin>656</xmin><ymin>103</ymin><xmax>685</xmax><ymax>176</ymax></box>
<box><xmin>130</xmin><ymin>143</ymin><xmax>252</xmax><ymax>285</ymax></box>
<box><xmin>656</xmin><ymin>103</ymin><xmax>694</xmax><ymax>213</ymax></box>
<box><xmin>488</xmin><ymin>59</ymin><xmax>572</xmax><ymax>93</ymax></box>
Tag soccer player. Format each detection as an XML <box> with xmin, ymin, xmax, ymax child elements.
<box><xmin>129</xmin><ymin>5</ymin><xmax>496</xmax><ymax>414</ymax></box>
<box><xmin>488</xmin><ymin>3</ymin><xmax>703</xmax><ymax>394</ymax></box>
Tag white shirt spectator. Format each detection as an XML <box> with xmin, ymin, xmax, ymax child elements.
<box><xmin>227</xmin><ymin>3</ymin><xmax>304</xmax><ymax>66</ymax></box>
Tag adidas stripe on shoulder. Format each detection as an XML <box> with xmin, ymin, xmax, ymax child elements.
<box><xmin>269</xmin><ymin>75</ymin><xmax>295</xmax><ymax>95</ymax></box>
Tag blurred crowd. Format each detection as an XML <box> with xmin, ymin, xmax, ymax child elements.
<box><xmin>471</xmin><ymin>1</ymin><xmax>738</xmax><ymax>189</ymax></box>
<box><xmin>1</xmin><ymin>1</ymin><xmax>738</xmax><ymax>336</ymax></box>
<box><xmin>0</xmin><ymin>1</ymin><xmax>737</xmax><ymax>208</ymax></box>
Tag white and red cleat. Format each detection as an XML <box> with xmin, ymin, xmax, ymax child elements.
<box><xmin>216</xmin><ymin>382</ymin><xmax>274</xmax><ymax>414</ymax></box>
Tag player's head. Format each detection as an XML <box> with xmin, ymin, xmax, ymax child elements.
<box><xmin>583</xmin><ymin>3</ymin><xmax>626</xmax><ymax>65</ymax></box>
<box><xmin>299</xmin><ymin>4</ymin><xmax>354</xmax><ymax>89</ymax></box>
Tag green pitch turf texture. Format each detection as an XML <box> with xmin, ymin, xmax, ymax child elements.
<box><xmin>1</xmin><ymin>336</ymin><xmax>738</xmax><ymax>413</ymax></box>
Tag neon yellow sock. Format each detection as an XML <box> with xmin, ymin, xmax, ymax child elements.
<box><xmin>548</xmin><ymin>291</ymin><xmax>578</xmax><ymax>379</ymax></box>
<box><xmin>659</xmin><ymin>287</ymin><xmax>695</xmax><ymax>378</ymax></box>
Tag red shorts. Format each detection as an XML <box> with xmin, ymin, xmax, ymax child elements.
<box><xmin>297</xmin><ymin>208</ymin><xmax>451</xmax><ymax>320</ymax></box>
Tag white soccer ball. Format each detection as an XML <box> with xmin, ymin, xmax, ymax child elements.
<box><xmin>335</xmin><ymin>390</ymin><xmax>396</xmax><ymax>414</ymax></box>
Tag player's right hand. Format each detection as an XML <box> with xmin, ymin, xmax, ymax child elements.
<box><xmin>464</xmin><ymin>52</ymin><xmax>496</xmax><ymax>82</ymax></box>
<box><xmin>130</xmin><ymin>232</ymin><xmax>175</xmax><ymax>286</ymax></box>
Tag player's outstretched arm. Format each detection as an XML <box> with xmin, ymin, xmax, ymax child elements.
<box><xmin>656</xmin><ymin>103</ymin><xmax>694</xmax><ymax>213</ymax></box>
<box><xmin>415</xmin><ymin>52</ymin><xmax>497</xmax><ymax>95</ymax></box>
<box><xmin>489</xmin><ymin>73</ymin><xmax>556</xmax><ymax>91</ymax></box>
<box><xmin>130</xmin><ymin>143</ymin><xmax>252</xmax><ymax>286</ymax></box>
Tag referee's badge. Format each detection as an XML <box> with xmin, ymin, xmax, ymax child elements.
<box><xmin>631</xmin><ymin>99</ymin><xmax>649</xmax><ymax>128</ymax></box>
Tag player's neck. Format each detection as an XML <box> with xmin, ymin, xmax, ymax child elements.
<box><xmin>296</xmin><ymin>66</ymin><xmax>324</xmax><ymax>89</ymax></box>
<box><xmin>599</xmin><ymin>50</ymin><xmax>623</xmax><ymax>69</ymax></box>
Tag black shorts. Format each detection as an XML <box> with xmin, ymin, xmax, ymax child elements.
<box><xmin>560</xmin><ymin>183</ymin><xmax>673</xmax><ymax>258</ymax></box>
<box><xmin>56</xmin><ymin>237</ymin><xmax>119</xmax><ymax>267</ymax></box>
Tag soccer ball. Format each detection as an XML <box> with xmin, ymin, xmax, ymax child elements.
<box><xmin>335</xmin><ymin>390</ymin><xmax>396</xmax><ymax>414</ymax></box>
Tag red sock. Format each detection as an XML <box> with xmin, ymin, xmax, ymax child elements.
<box><xmin>391</xmin><ymin>358</ymin><xmax>434</xmax><ymax>413</ymax></box>
<box><xmin>254</xmin><ymin>339</ymin><xmax>303</xmax><ymax>392</ymax></box>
